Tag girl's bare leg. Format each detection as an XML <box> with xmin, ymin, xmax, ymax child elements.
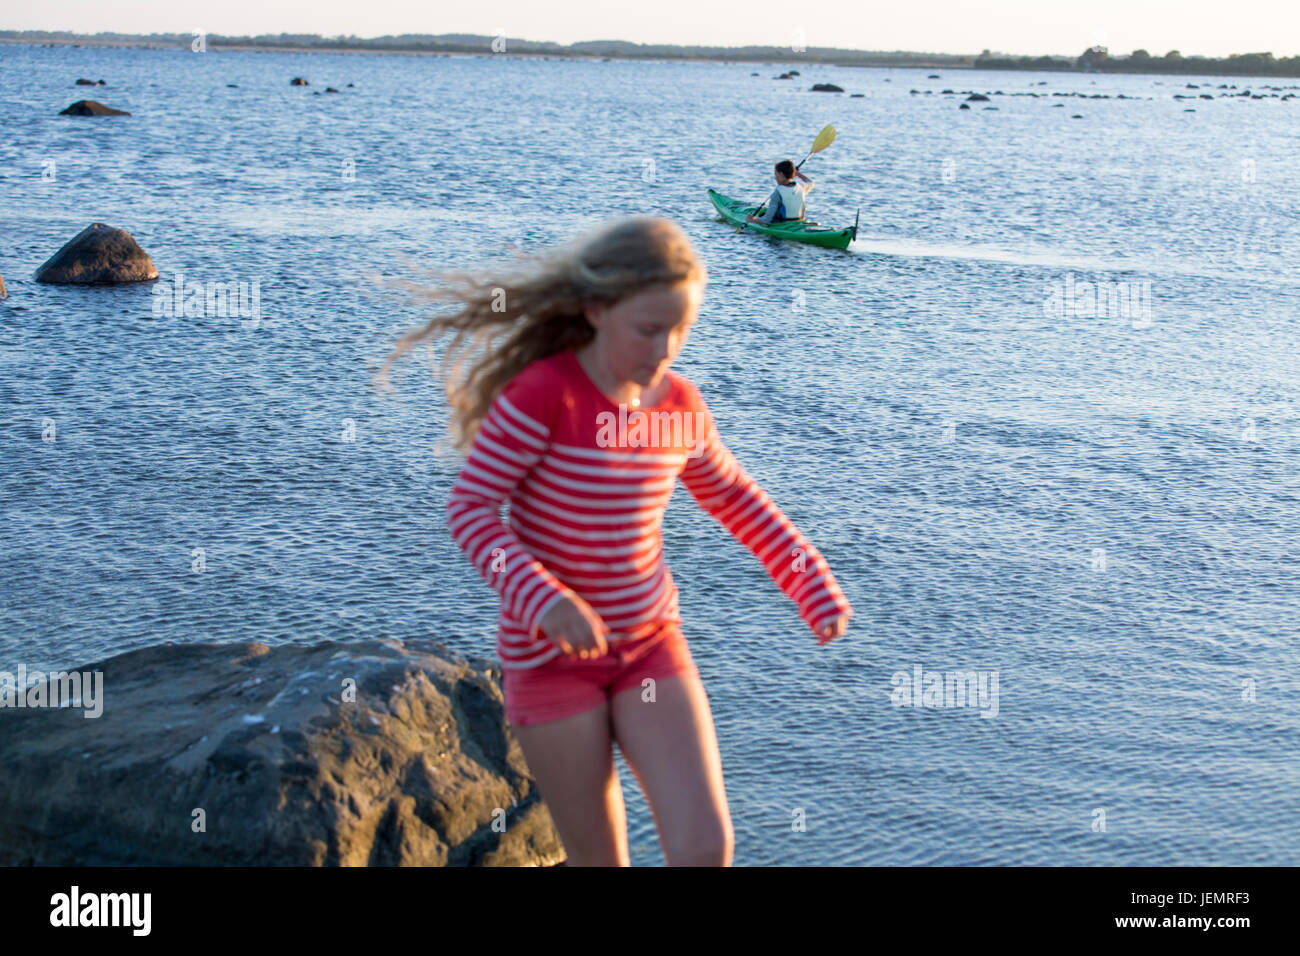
<box><xmin>511</xmin><ymin>701</ymin><xmax>631</xmax><ymax>866</ymax></box>
<box><xmin>609</xmin><ymin>670</ymin><xmax>734</xmax><ymax>866</ymax></box>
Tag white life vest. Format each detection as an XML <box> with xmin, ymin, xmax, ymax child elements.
<box><xmin>773</xmin><ymin>183</ymin><xmax>806</xmax><ymax>220</ymax></box>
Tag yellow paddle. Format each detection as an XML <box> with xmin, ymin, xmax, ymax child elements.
<box><xmin>738</xmin><ymin>124</ymin><xmax>837</xmax><ymax>232</ymax></box>
<box><xmin>797</xmin><ymin>123</ymin><xmax>837</xmax><ymax>170</ymax></box>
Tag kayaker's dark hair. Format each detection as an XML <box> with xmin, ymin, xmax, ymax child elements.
<box><xmin>775</xmin><ymin>160</ymin><xmax>795</xmax><ymax>178</ymax></box>
<box><xmin>375</xmin><ymin>216</ymin><xmax>707</xmax><ymax>452</ymax></box>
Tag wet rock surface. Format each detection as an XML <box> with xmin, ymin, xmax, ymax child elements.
<box><xmin>59</xmin><ymin>99</ymin><xmax>129</xmax><ymax>116</ymax></box>
<box><xmin>33</xmin><ymin>223</ymin><xmax>158</xmax><ymax>285</ymax></box>
<box><xmin>0</xmin><ymin>639</ymin><xmax>564</xmax><ymax>866</ymax></box>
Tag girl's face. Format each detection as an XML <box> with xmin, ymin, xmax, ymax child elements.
<box><xmin>585</xmin><ymin>280</ymin><xmax>703</xmax><ymax>387</ymax></box>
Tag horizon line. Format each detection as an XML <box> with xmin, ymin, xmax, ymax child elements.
<box><xmin>2</xmin><ymin>28</ymin><xmax>1295</xmax><ymax>63</ymax></box>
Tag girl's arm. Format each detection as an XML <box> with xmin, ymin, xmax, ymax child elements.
<box><xmin>445</xmin><ymin>377</ymin><xmax>575</xmax><ymax>641</ymax></box>
<box><xmin>679</xmin><ymin>389</ymin><xmax>853</xmax><ymax>638</ymax></box>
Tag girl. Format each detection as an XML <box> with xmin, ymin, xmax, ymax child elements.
<box><xmin>378</xmin><ymin>217</ymin><xmax>852</xmax><ymax>866</ymax></box>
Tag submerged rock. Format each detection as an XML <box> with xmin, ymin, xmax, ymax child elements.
<box><xmin>812</xmin><ymin>83</ymin><xmax>844</xmax><ymax>92</ymax></box>
<box><xmin>59</xmin><ymin>99</ymin><xmax>130</xmax><ymax>116</ymax></box>
<box><xmin>0</xmin><ymin>639</ymin><xmax>564</xmax><ymax>866</ymax></box>
<box><xmin>74</xmin><ymin>78</ymin><xmax>106</xmax><ymax>86</ymax></box>
<box><xmin>33</xmin><ymin>223</ymin><xmax>158</xmax><ymax>285</ymax></box>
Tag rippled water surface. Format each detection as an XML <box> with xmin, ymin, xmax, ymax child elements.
<box><xmin>2</xmin><ymin>43</ymin><xmax>1298</xmax><ymax>865</ymax></box>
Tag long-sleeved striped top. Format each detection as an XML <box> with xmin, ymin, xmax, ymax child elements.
<box><xmin>446</xmin><ymin>346</ymin><xmax>853</xmax><ymax>670</ymax></box>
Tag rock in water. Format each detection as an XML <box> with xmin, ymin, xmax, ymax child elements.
<box><xmin>34</xmin><ymin>223</ymin><xmax>158</xmax><ymax>285</ymax></box>
<box><xmin>0</xmin><ymin>639</ymin><xmax>565</xmax><ymax>866</ymax></box>
<box><xmin>59</xmin><ymin>99</ymin><xmax>130</xmax><ymax>116</ymax></box>
<box><xmin>811</xmin><ymin>83</ymin><xmax>845</xmax><ymax>92</ymax></box>
<box><xmin>290</xmin><ymin>76</ymin><xmax>309</xmax><ymax>85</ymax></box>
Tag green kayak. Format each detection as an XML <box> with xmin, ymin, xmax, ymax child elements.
<box><xmin>707</xmin><ymin>188</ymin><xmax>857</xmax><ymax>250</ymax></box>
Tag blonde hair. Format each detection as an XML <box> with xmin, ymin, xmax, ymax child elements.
<box><xmin>376</xmin><ymin>216</ymin><xmax>707</xmax><ymax>451</ymax></box>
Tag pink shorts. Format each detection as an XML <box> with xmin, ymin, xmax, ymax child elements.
<box><xmin>501</xmin><ymin>624</ymin><xmax>700</xmax><ymax>727</ymax></box>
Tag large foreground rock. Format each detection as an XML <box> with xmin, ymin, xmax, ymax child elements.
<box><xmin>60</xmin><ymin>99</ymin><xmax>130</xmax><ymax>116</ymax></box>
<box><xmin>34</xmin><ymin>223</ymin><xmax>158</xmax><ymax>284</ymax></box>
<box><xmin>0</xmin><ymin>639</ymin><xmax>564</xmax><ymax>866</ymax></box>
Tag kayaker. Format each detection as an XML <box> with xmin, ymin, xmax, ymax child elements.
<box><xmin>746</xmin><ymin>159</ymin><xmax>814</xmax><ymax>225</ymax></box>
<box><xmin>377</xmin><ymin>216</ymin><xmax>852</xmax><ymax>867</ymax></box>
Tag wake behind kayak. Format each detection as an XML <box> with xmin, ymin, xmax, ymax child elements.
<box><xmin>707</xmin><ymin>188</ymin><xmax>858</xmax><ymax>251</ymax></box>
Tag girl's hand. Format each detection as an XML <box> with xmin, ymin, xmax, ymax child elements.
<box><xmin>816</xmin><ymin>614</ymin><xmax>849</xmax><ymax>645</ymax></box>
<box><xmin>539</xmin><ymin>593</ymin><xmax>610</xmax><ymax>659</ymax></box>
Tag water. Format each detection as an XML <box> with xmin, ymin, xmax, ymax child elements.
<box><xmin>1</xmin><ymin>43</ymin><xmax>1298</xmax><ymax>866</ymax></box>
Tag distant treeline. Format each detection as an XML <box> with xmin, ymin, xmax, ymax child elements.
<box><xmin>0</xmin><ymin>30</ymin><xmax>973</xmax><ymax>67</ymax></box>
<box><xmin>977</xmin><ymin>46</ymin><xmax>1300</xmax><ymax>77</ymax></box>
<box><xmin>4</xmin><ymin>31</ymin><xmax>1298</xmax><ymax>76</ymax></box>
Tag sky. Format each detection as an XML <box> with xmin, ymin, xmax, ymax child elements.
<box><xmin>3</xmin><ymin>0</ymin><xmax>1297</xmax><ymax>58</ymax></box>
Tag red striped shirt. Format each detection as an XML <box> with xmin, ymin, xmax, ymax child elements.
<box><xmin>446</xmin><ymin>347</ymin><xmax>853</xmax><ymax>670</ymax></box>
